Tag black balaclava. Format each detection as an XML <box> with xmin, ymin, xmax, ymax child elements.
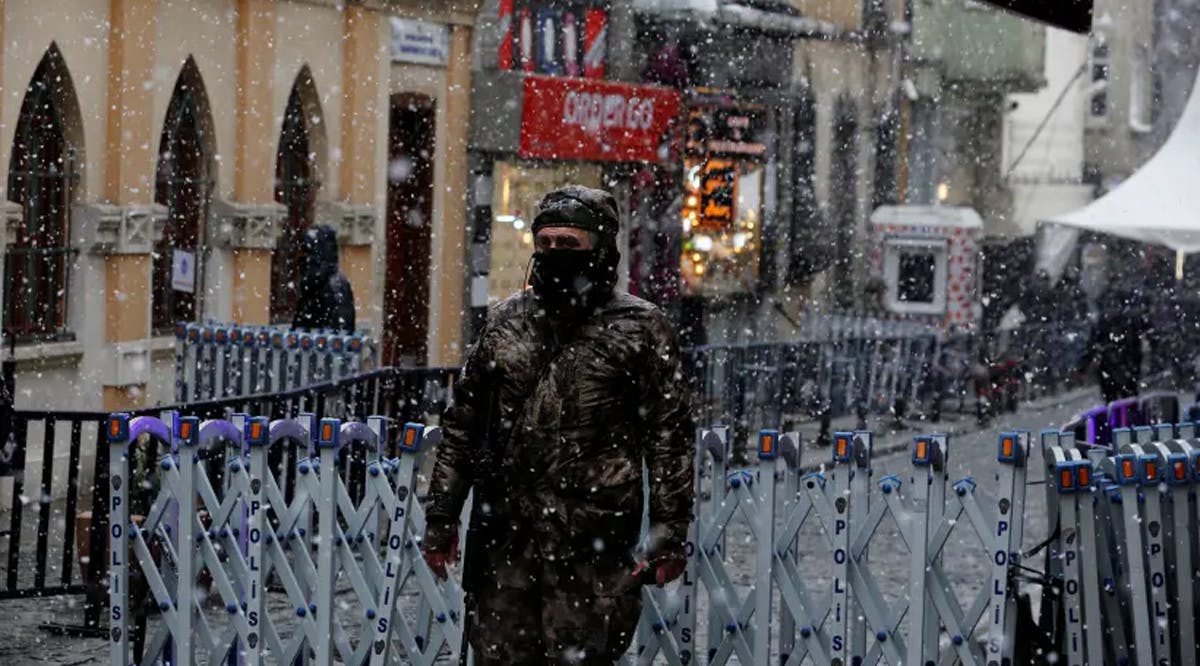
<box><xmin>529</xmin><ymin>185</ymin><xmax>621</xmax><ymax>314</ymax></box>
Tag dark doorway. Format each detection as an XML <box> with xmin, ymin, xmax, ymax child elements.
<box><xmin>382</xmin><ymin>94</ymin><xmax>436</xmax><ymax>366</ymax></box>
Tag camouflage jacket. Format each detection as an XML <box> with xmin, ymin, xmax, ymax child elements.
<box><xmin>424</xmin><ymin>290</ymin><xmax>695</xmax><ymax>570</ymax></box>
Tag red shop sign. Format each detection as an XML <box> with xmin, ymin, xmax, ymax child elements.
<box><xmin>518</xmin><ymin>75</ymin><xmax>681</xmax><ymax>163</ymax></box>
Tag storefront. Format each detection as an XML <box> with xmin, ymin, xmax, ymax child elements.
<box><xmin>466</xmin><ymin>70</ymin><xmax>681</xmax><ymax>331</ymax></box>
<box><xmin>678</xmin><ymin>94</ymin><xmax>770</xmax><ymax>298</ymax></box>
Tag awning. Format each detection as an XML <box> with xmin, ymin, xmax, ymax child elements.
<box><xmin>1038</xmin><ymin>67</ymin><xmax>1200</xmax><ymax>276</ymax></box>
<box><xmin>975</xmin><ymin>0</ymin><xmax>1093</xmax><ymax>34</ymax></box>
<box><xmin>633</xmin><ymin>0</ymin><xmax>838</xmax><ymax>38</ymax></box>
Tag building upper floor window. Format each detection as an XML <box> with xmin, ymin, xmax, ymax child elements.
<box><xmin>1088</xmin><ymin>36</ymin><xmax>1111</xmax><ymax>126</ymax></box>
<box><xmin>1129</xmin><ymin>44</ymin><xmax>1153</xmax><ymax>134</ymax></box>
<box><xmin>499</xmin><ymin>0</ymin><xmax>609</xmax><ymax>78</ymax></box>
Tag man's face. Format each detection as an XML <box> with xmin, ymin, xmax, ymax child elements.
<box><xmin>534</xmin><ymin>226</ymin><xmax>593</xmax><ymax>253</ymax></box>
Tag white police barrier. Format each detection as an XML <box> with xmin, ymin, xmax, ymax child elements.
<box><xmin>106</xmin><ymin>411</ymin><xmax>466</xmax><ymax>666</ymax></box>
<box><xmin>1039</xmin><ymin>421</ymin><xmax>1200</xmax><ymax>666</ymax></box>
<box><xmin>110</xmin><ymin>412</ymin><xmax>1200</xmax><ymax>666</ymax></box>
<box><xmin>630</xmin><ymin>428</ymin><xmax>1031</xmax><ymax>666</ymax></box>
<box><xmin>174</xmin><ymin>322</ymin><xmax>378</xmax><ymax>402</ymax></box>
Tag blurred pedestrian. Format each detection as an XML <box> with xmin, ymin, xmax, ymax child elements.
<box><xmin>292</xmin><ymin>225</ymin><xmax>356</xmax><ymax>333</ymax></box>
<box><xmin>1085</xmin><ymin>287</ymin><xmax>1144</xmax><ymax>404</ymax></box>
<box><xmin>422</xmin><ymin>185</ymin><xmax>695</xmax><ymax>665</ymax></box>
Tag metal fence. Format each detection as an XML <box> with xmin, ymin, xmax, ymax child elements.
<box><xmin>1040</xmin><ymin>423</ymin><xmax>1200</xmax><ymax>666</ymax></box>
<box><xmin>0</xmin><ymin>366</ymin><xmax>456</xmax><ymax>640</ymax></box>
<box><xmin>105</xmin><ymin>409</ymin><xmax>1200</xmax><ymax>666</ymax></box>
<box><xmin>99</xmin><ymin>412</ymin><xmax>1089</xmax><ymax>666</ymax></box>
<box><xmin>173</xmin><ymin>322</ymin><xmax>380</xmax><ymax>403</ymax></box>
<box><xmin>686</xmin><ymin>314</ymin><xmax>942</xmax><ymax>441</ymax></box>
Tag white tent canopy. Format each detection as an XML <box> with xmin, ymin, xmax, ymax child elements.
<box><xmin>1038</xmin><ymin>67</ymin><xmax>1200</xmax><ymax>277</ymax></box>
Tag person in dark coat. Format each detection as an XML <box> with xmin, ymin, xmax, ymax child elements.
<box><xmin>1085</xmin><ymin>287</ymin><xmax>1144</xmax><ymax>404</ymax></box>
<box><xmin>292</xmin><ymin>225</ymin><xmax>356</xmax><ymax>333</ymax></box>
<box><xmin>422</xmin><ymin>185</ymin><xmax>695</xmax><ymax>665</ymax></box>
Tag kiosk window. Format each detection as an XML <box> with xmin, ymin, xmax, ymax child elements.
<box><xmin>897</xmin><ymin>252</ymin><xmax>937</xmax><ymax>303</ymax></box>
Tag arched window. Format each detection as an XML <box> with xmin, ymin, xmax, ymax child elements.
<box><xmin>272</xmin><ymin>68</ymin><xmax>324</xmax><ymax>324</ymax></box>
<box><xmin>153</xmin><ymin>57</ymin><xmax>215</xmax><ymax>334</ymax></box>
<box><xmin>5</xmin><ymin>44</ymin><xmax>82</xmax><ymax>339</ymax></box>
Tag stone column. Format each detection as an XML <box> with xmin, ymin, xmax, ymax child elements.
<box><xmin>430</xmin><ymin>23</ymin><xmax>473</xmax><ymax>367</ymax></box>
<box><xmin>335</xmin><ymin>5</ymin><xmax>382</xmax><ymax>330</ymax></box>
<box><xmin>96</xmin><ymin>0</ymin><xmax>162</xmax><ymax>412</ymax></box>
<box><xmin>227</xmin><ymin>0</ymin><xmax>283</xmax><ymax>325</ymax></box>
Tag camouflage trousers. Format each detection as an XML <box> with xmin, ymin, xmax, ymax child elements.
<box><xmin>463</xmin><ymin>539</ymin><xmax>642</xmax><ymax>665</ymax></box>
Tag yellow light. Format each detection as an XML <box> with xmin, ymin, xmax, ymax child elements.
<box><xmin>522</xmin><ymin>232</ymin><xmax>533</xmax><ymax>246</ymax></box>
<box><xmin>686</xmin><ymin>196</ymin><xmax>699</xmax><ymax>208</ymax></box>
<box><xmin>692</xmin><ymin>252</ymin><xmax>702</xmax><ymax>263</ymax></box>
<box><xmin>937</xmin><ymin>182</ymin><xmax>950</xmax><ymax>203</ymax></box>
<box><xmin>746</xmin><ymin>221</ymin><xmax>755</xmax><ymax>230</ymax></box>
<box><xmin>694</xmin><ymin>263</ymin><xmax>706</xmax><ymax>276</ymax></box>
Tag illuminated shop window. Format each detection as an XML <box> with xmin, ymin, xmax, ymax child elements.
<box><xmin>680</xmin><ymin>103</ymin><xmax>766</xmax><ymax>297</ymax></box>
<box><xmin>488</xmin><ymin>160</ymin><xmax>603</xmax><ymax>304</ymax></box>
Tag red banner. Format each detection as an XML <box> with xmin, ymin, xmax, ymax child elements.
<box><xmin>518</xmin><ymin>75</ymin><xmax>681</xmax><ymax>163</ymax></box>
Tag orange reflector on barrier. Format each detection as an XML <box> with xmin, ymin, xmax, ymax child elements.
<box><xmin>836</xmin><ymin>437</ymin><xmax>847</xmax><ymax>458</ymax></box>
<box><xmin>1145</xmin><ymin>461</ymin><xmax>1157</xmax><ymax>481</ymax></box>
<box><xmin>1060</xmin><ymin>469</ymin><xmax>1073</xmax><ymax>489</ymax></box>
<box><xmin>109</xmin><ymin>419</ymin><xmax>120</xmax><ymax>437</ymax></box>
<box><xmin>180</xmin><ymin>421</ymin><xmax>191</xmax><ymax>439</ymax></box>
<box><xmin>250</xmin><ymin>422</ymin><xmax>263</xmax><ymax>441</ymax></box>
<box><xmin>1176</xmin><ymin>461</ymin><xmax>1186</xmax><ymax>481</ymax></box>
<box><xmin>323</xmin><ymin>424</ymin><xmax>333</xmax><ymax>441</ymax></box>
<box><xmin>1001</xmin><ymin>438</ymin><xmax>1013</xmax><ymax>458</ymax></box>
<box><xmin>916</xmin><ymin>440</ymin><xmax>927</xmax><ymax>461</ymax></box>
<box><xmin>1122</xmin><ymin>459</ymin><xmax>1135</xmax><ymax>479</ymax></box>
<box><xmin>404</xmin><ymin>429</ymin><xmax>415</xmax><ymax>446</ymax></box>
<box><xmin>761</xmin><ymin>434</ymin><xmax>773</xmax><ymax>455</ymax></box>
<box><xmin>1078</xmin><ymin>467</ymin><xmax>1090</xmax><ymax>486</ymax></box>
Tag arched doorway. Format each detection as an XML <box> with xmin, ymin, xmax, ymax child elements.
<box><xmin>272</xmin><ymin>66</ymin><xmax>325</xmax><ymax>324</ymax></box>
<box><xmin>382</xmin><ymin>93</ymin><xmax>436</xmax><ymax>365</ymax></box>
<box><xmin>153</xmin><ymin>56</ymin><xmax>216</xmax><ymax>334</ymax></box>
<box><xmin>5</xmin><ymin>43</ymin><xmax>83</xmax><ymax>340</ymax></box>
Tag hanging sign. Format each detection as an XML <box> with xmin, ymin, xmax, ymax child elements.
<box><xmin>685</xmin><ymin>104</ymin><xmax>767</xmax><ymax>158</ymax></box>
<box><xmin>518</xmin><ymin>75</ymin><xmax>681</xmax><ymax>162</ymax></box>
<box><xmin>509</xmin><ymin>2</ymin><xmax>608</xmax><ymax>77</ymax></box>
<box><xmin>172</xmin><ymin>250</ymin><xmax>196</xmax><ymax>294</ymax></box>
<box><xmin>389</xmin><ymin>17</ymin><xmax>450</xmax><ymax>66</ymax></box>
<box><xmin>698</xmin><ymin>159</ymin><xmax>737</xmax><ymax>231</ymax></box>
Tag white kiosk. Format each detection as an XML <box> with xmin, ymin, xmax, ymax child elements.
<box><xmin>869</xmin><ymin>205</ymin><xmax>984</xmax><ymax>331</ymax></box>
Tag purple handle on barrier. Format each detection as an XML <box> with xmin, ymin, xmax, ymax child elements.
<box><xmin>129</xmin><ymin>416</ymin><xmax>171</xmax><ymax>446</ymax></box>
<box><xmin>197</xmin><ymin>419</ymin><xmax>241</xmax><ymax>449</ymax></box>
<box><xmin>1108</xmin><ymin>397</ymin><xmax>1142</xmax><ymax>430</ymax></box>
<box><xmin>338</xmin><ymin>421</ymin><xmax>378</xmax><ymax>451</ymax></box>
